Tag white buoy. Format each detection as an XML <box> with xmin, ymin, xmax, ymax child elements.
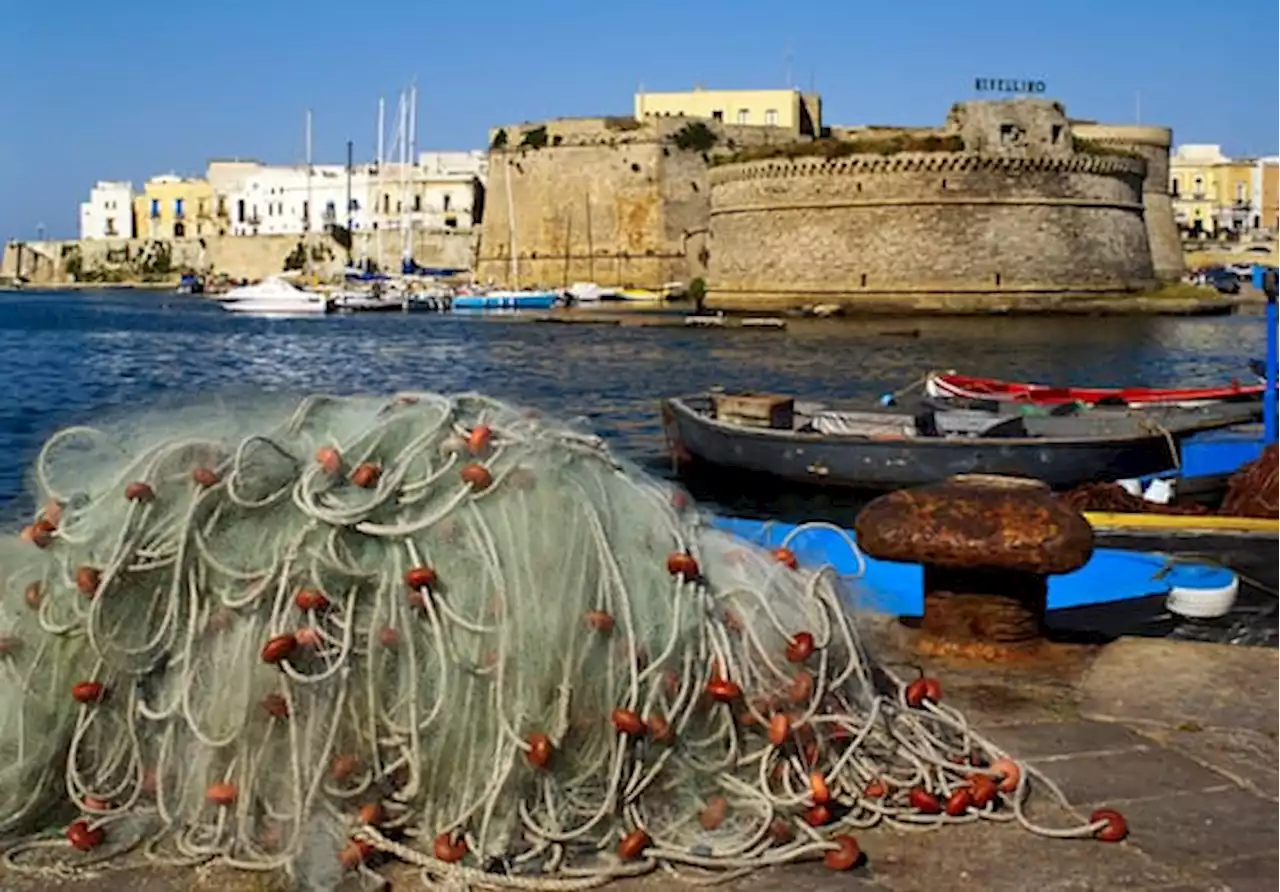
<box><xmin>1167</xmin><ymin>576</ymin><xmax>1240</xmax><ymax>619</ymax></box>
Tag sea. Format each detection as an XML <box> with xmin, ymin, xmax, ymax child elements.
<box><xmin>0</xmin><ymin>289</ymin><xmax>1273</xmax><ymax>645</ymax></box>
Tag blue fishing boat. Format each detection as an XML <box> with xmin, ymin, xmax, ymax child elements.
<box><xmin>711</xmin><ymin>515</ymin><xmax>1240</xmax><ymax>620</ymax></box>
<box><xmin>452</xmin><ymin>290</ymin><xmax>559</xmax><ymax>311</ymax></box>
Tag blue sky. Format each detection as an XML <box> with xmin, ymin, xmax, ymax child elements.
<box><xmin>1</xmin><ymin>0</ymin><xmax>1276</xmax><ymax>240</ymax></box>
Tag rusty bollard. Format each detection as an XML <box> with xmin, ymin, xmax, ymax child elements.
<box><xmin>854</xmin><ymin>475</ymin><xmax>1094</xmax><ymax>660</ymax></box>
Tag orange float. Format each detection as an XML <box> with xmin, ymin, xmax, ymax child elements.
<box><xmin>706</xmin><ymin>678</ymin><xmax>742</xmax><ymax>703</ymax></box>
<box><xmin>785</xmin><ymin>631</ymin><xmax>815</xmax><ymax>663</ymax></box>
<box><xmin>908</xmin><ymin>788</ymin><xmax>941</xmax><ymax>814</ymax></box>
<box><xmin>466</xmin><ymin>424</ymin><xmax>493</xmax><ymax>454</ymax></box>
<box><xmin>295</xmin><ymin>627</ymin><xmax>321</xmax><ymax>647</ymax></box>
<box><xmin>990</xmin><ymin>757</ymin><xmax>1021</xmax><ymax>793</ymax></box>
<box><xmin>863</xmin><ymin>779</ymin><xmax>888</xmax><ymax>799</ymax></box>
<box><xmin>944</xmin><ymin>787</ymin><xmax>973</xmax><ymax>816</ymax></box>
<box><xmin>610</xmin><ymin>708</ymin><xmax>646</xmax><ymax>737</ymax></box>
<box><xmin>646</xmin><ymin>715</ymin><xmax>675</xmax><ymax>745</ymax></box>
<box><xmin>260</xmin><ymin>633</ymin><xmax>297</xmax><ymax>664</ymax></box>
<box><xmin>526</xmin><ymin>733</ymin><xmax>553</xmax><ymax>769</ymax></box>
<box><xmin>315</xmin><ymin>446</ymin><xmax>342</xmax><ymax>475</ymax></box>
<box><xmin>772</xmin><ymin>547</ymin><xmax>798</xmax><ymax>569</ymax></box>
<box><xmin>699</xmin><ymin>796</ymin><xmax>727</xmax><ymax>830</ymax></box>
<box><xmin>339</xmin><ymin>839</ymin><xmax>374</xmax><ymax>869</ymax></box>
<box><xmin>809</xmin><ymin>772</ymin><xmax>831</xmax><ymax>805</ymax></box>
<box><xmin>968</xmin><ymin>773</ymin><xmax>998</xmax><ymax>807</ymax></box>
<box><xmin>350</xmin><ymin>462</ymin><xmax>381</xmax><ymax>489</ymax></box>
<box><xmin>804</xmin><ymin>804</ymin><xmax>832</xmax><ymax>826</ymax></box>
<box><xmin>433</xmin><ymin>831</ymin><xmax>468</xmax><ymax>863</ymax></box>
<box><xmin>331</xmin><ymin>754</ymin><xmax>360</xmax><ymax>781</ymax></box>
<box><xmin>294</xmin><ymin>587</ymin><xmax>329</xmax><ymax>612</ymax></box>
<box><xmin>357</xmin><ymin>802</ymin><xmax>384</xmax><ymax>827</ymax></box>
<box><xmin>788</xmin><ymin>671</ymin><xmax>815</xmax><ymax>704</ymax></box>
<box><xmin>404</xmin><ymin>565</ymin><xmax>437</xmax><ymax>590</ymax></box>
<box><xmin>1090</xmin><ymin>808</ymin><xmax>1129</xmax><ymax>842</ymax></box>
<box><xmin>585</xmin><ymin>610</ymin><xmax>614</xmax><ymax>633</ymax></box>
<box><xmin>767</xmin><ymin>713</ymin><xmax>791</xmax><ymax>747</ymax></box>
<box><xmin>75</xmin><ymin>566</ymin><xmax>101</xmax><ymax>598</ymax></box>
<box><xmin>823</xmin><ymin>835</ymin><xmax>861</xmax><ymax>871</ymax></box>
<box><xmin>124</xmin><ymin>481</ymin><xmax>155</xmax><ymax>502</ymax></box>
<box><xmin>665</xmin><ymin>552</ymin><xmax>699</xmax><ymax>578</ymax></box>
<box><xmin>618</xmin><ymin>830</ymin><xmax>650</xmax><ymax>861</ymax></box>
<box><xmin>460</xmin><ymin>463</ymin><xmax>493</xmax><ymax>491</ymax></box>
<box><xmin>192</xmin><ymin>467</ymin><xmax>220</xmax><ymax>487</ymax></box>
<box><xmin>206</xmin><ymin>782</ymin><xmax>238</xmax><ymax>807</ymax></box>
<box><xmin>71</xmin><ymin>681</ymin><xmax>105</xmax><ymax>704</ymax></box>
<box><xmin>66</xmin><ymin>819</ymin><xmax>104</xmax><ymax>852</ymax></box>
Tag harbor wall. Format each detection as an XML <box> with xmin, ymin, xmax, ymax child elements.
<box><xmin>474</xmin><ymin>117</ymin><xmax>793</xmax><ymax>290</ymax></box>
<box><xmin>705</xmin><ymin>99</ymin><xmax>1158</xmax><ymax>311</ymax></box>
<box><xmin>1</xmin><ymin>230</ymin><xmax>476</xmax><ymax>286</ymax></box>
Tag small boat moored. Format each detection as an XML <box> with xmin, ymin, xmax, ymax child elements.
<box><xmin>452</xmin><ymin>290</ymin><xmax>559</xmax><ymax>311</ymax></box>
<box><xmin>218</xmin><ymin>277</ymin><xmax>332</xmax><ymax>315</ymax></box>
<box><xmin>925</xmin><ymin>371</ymin><xmax>1265</xmax><ymax>408</ymax></box>
<box><xmin>661</xmin><ymin>391</ymin><xmax>1263</xmax><ymax>491</ymax></box>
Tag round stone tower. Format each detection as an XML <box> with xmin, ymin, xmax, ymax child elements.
<box><xmin>1073</xmin><ymin>123</ymin><xmax>1183</xmax><ymax>282</ymax></box>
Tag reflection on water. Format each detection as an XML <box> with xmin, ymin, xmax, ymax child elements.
<box><xmin>0</xmin><ymin>289</ymin><xmax>1267</xmax><ymax>517</ymax></box>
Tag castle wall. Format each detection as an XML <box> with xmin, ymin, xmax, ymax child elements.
<box><xmin>474</xmin><ymin>117</ymin><xmax>793</xmax><ymax>289</ymax></box>
<box><xmin>706</xmin><ymin>152</ymin><xmax>1154</xmax><ymax>310</ymax></box>
<box><xmin>1074</xmin><ymin>124</ymin><xmax>1183</xmax><ymax>282</ymax></box>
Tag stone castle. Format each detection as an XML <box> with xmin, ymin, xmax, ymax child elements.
<box><xmin>477</xmin><ymin>98</ymin><xmax>1183</xmax><ymax>310</ymax></box>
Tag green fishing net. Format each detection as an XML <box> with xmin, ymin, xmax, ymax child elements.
<box><xmin>0</xmin><ymin>392</ymin><xmax>1125</xmax><ymax>889</ymax></box>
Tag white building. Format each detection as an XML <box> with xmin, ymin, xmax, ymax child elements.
<box><xmin>79</xmin><ymin>181</ymin><xmax>135</xmax><ymax>240</ymax></box>
<box><xmin>216</xmin><ymin>151</ymin><xmax>486</xmax><ymax>239</ymax></box>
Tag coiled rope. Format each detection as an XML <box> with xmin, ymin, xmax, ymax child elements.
<box><xmin>0</xmin><ymin>391</ymin><xmax>1126</xmax><ymax>887</ymax></box>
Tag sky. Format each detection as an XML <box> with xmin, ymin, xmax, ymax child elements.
<box><xmin>1</xmin><ymin>0</ymin><xmax>1277</xmax><ymax>240</ymax></box>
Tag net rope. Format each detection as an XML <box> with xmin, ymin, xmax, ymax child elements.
<box><xmin>0</xmin><ymin>392</ymin><xmax>1121</xmax><ymax>888</ymax></box>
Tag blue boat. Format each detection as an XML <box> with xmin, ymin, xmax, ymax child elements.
<box><xmin>452</xmin><ymin>290</ymin><xmax>559</xmax><ymax>311</ymax></box>
<box><xmin>710</xmin><ymin>515</ymin><xmax>1239</xmax><ymax>619</ymax></box>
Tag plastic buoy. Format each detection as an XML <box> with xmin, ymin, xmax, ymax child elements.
<box><xmin>1165</xmin><ymin>565</ymin><xmax>1240</xmax><ymax>620</ymax></box>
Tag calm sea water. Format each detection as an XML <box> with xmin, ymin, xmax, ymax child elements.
<box><xmin>0</xmin><ymin>289</ymin><xmax>1267</xmax><ymax>520</ymax></box>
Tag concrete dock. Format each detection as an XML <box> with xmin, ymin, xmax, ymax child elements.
<box><xmin>1</xmin><ymin>631</ymin><xmax>1274</xmax><ymax>891</ymax></box>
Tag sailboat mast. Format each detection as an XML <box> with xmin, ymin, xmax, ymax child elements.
<box><xmin>406</xmin><ymin>81</ymin><xmax>417</xmax><ymax>267</ymax></box>
<box><xmin>304</xmin><ymin>108</ymin><xmax>313</xmax><ymax>277</ymax></box>
<box><xmin>376</xmin><ymin>97</ymin><xmax>385</xmax><ymax>270</ymax></box>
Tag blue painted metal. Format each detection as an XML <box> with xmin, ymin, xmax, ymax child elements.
<box><xmin>711</xmin><ymin>515</ymin><xmax>1236</xmax><ymax>618</ymax></box>
<box><xmin>1264</xmin><ymin>272</ymin><xmax>1277</xmax><ymax>443</ymax></box>
<box><xmin>452</xmin><ymin>291</ymin><xmax>558</xmax><ymax>311</ymax></box>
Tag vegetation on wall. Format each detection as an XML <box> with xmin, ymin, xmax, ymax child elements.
<box><xmin>520</xmin><ymin>126</ymin><xmax>549</xmax><ymax>149</ymax></box>
<box><xmin>490</xmin><ymin>129</ymin><xmax>509</xmax><ymax>150</ymax></box>
<box><xmin>64</xmin><ymin>245</ymin><xmax>83</xmax><ymax>281</ymax></box>
<box><xmin>1071</xmin><ymin>137</ymin><xmax>1143</xmax><ymax>160</ymax></box>
<box><xmin>137</xmin><ymin>242</ymin><xmax>173</xmax><ymax>278</ymax></box>
<box><xmin>710</xmin><ymin>133</ymin><xmax>964</xmax><ymax>166</ymax></box>
<box><xmin>671</xmin><ymin>122</ymin><xmax>718</xmax><ymax>153</ymax></box>
<box><xmin>604</xmin><ymin>116</ymin><xmax>643</xmax><ymax>131</ymax></box>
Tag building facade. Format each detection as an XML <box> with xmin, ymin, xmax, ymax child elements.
<box><xmin>132</xmin><ymin>175</ymin><xmax>216</xmax><ymax>239</ymax></box>
<box><xmin>1256</xmin><ymin>157</ymin><xmax>1279</xmax><ymax>234</ymax></box>
<box><xmin>634</xmin><ymin>87</ymin><xmax>822</xmax><ymax>137</ymax></box>
<box><xmin>1169</xmin><ymin>144</ymin><xmax>1261</xmax><ymax>236</ymax></box>
<box><xmin>79</xmin><ymin>181</ymin><xmax>135</xmax><ymax>240</ymax></box>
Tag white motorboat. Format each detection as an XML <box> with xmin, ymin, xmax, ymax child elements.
<box><xmin>219</xmin><ymin>277</ymin><xmax>332</xmax><ymax>315</ymax></box>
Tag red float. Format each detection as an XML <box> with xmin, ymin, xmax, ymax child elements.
<box><xmin>433</xmin><ymin>832</ymin><xmax>469</xmax><ymax>863</ymax></box>
<box><xmin>772</xmin><ymin>547</ymin><xmax>798</xmax><ymax>569</ymax></box>
<box><xmin>526</xmin><ymin>733</ymin><xmax>552</xmax><ymax>769</ymax></box>
<box><xmin>785</xmin><ymin>631</ymin><xmax>815</xmax><ymax>663</ymax></box>
<box><xmin>460</xmin><ymin>463</ymin><xmax>493</xmax><ymax>491</ymax></box>
<box><xmin>823</xmin><ymin>835</ymin><xmax>861</xmax><ymax>871</ymax></box>
<box><xmin>618</xmin><ymin>830</ymin><xmax>650</xmax><ymax>861</ymax></box>
<box><xmin>666</xmin><ymin>552</ymin><xmax>699</xmax><ymax>578</ymax></box>
<box><xmin>72</xmin><ymin>681</ymin><xmax>105</xmax><ymax>704</ymax></box>
<box><xmin>908</xmin><ymin>788</ymin><xmax>941</xmax><ymax>814</ymax></box>
<box><xmin>1090</xmin><ymin>808</ymin><xmax>1129</xmax><ymax>842</ymax></box>
<box><xmin>260</xmin><ymin>634</ymin><xmax>297</xmax><ymax>664</ymax></box>
<box><xmin>611</xmin><ymin>708</ymin><xmax>646</xmax><ymax>737</ymax></box>
<box><xmin>124</xmin><ymin>481</ymin><xmax>155</xmax><ymax>503</ymax></box>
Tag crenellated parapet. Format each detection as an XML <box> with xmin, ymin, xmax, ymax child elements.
<box><xmin>708</xmin><ymin>151</ymin><xmax>1147</xmax><ymax>185</ymax></box>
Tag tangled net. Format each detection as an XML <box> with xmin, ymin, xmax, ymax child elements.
<box><xmin>0</xmin><ymin>392</ymin><xmax>1129</xmax><ymax>889</ymax></box>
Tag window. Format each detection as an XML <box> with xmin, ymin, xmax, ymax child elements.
<box><xmin>174</xmin><ymin>222</ymin><xmax>185</xmax><ymax>238</ymax></box>
<box><xmin>1170</xmin><ymin>178</ymin><xmax>1180</xmax><ymax>197</ymax></box>
<box><xmin>442</xmin><ymin>194</ymin><xmax>452</xmax><ymax>211</ymax></box>
<box><xmin>348</xmin><ymin>198</ymin><xmax>360</xmax><ymax>211</ymax></box>
<box><xmin>105</xmin><ymin>217</ymin><xmax>116</xmax><ymax>235</ymax></box>
<box><xmin>413</xmin><ymin>195</ymin><xmax>422</xmax><ymax>212</ymax></box>
<box><xmin>1193</xmin><ymin>176</ymin><xmax>1204</xmax><ymax>199</ymax></box>
<box><xmin>324</xmin><ymin>200</ymin><xmax>336</xmax><ymax>220</ymax></box>
<box><xmin>1051</xmin><ymin>124</ymin><xmax>1062</xmax><ymax>143</ymax></box>
<box><xmin>764</xmin><ymin>109</ymin><xmax>778</xmax><ymax>126</ymax></box>
<box><xmin>174</xmin><ymin>198</ymin><xmax>184</xmax><ymax>217</ymax></box>
<box><xmin>711</xmin><ymin>109</ymin><xmax>723</xmax><ymax>122</ymax></box>
<box><xmin>150</xmin><ymin>199</ymin><xmax>160</xmax><ymax>218</ymax></box>
<box><xmin>237</xmin><ymin>199</ymin><xmax>245</xmax><ymax>222</ymax></box>
<box><xmin>737</xmin><ymin>109</ymin><xmax>749</xmax><ymax>125</ymax></box>
<box><xmin>444</xmin><ymin>216</ymin><xmax>458</xmax><ymax>229</ymax></box>
<box><xmin>1236</xmin><ymin>182</ymin><xmax>1246</xmax><ymax>202</ymax></box>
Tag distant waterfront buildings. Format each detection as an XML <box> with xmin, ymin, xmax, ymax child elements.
<box><xmin>1169</xmin><ymin>144</ymin><xmax>1278</xmax><ymax>237</ymax></box>
<box><xmin>75</xmin><ymin>151</ymin><xmax>487</xmax><ymax>244</ymax></box>
<box><xmin>634</xmin><ymin>87</ymin><xmax>822</xmax><ymax>137</ymax></box>
<box><xmin>79</xmin><ymin>181</ymin><xmax>135</xmax><ymax>240</ymax></box>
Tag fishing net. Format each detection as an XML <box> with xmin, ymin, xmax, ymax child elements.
<box><xmin>0</xmin><ymin>392</ymin><xmax>1128</xmax><ymax>889</ymax></box>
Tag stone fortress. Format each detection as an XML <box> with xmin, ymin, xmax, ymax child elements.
<box><xmin>477</xmin><ymin>97</ymin><xmax>1184</xmax><ymax>311</ymax></box>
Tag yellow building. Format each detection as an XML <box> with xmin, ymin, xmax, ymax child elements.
<box><xmin>132</xmin><ymin>174</ymin><xmax>216</xmax><ymax>239</ymax></box>
<box><xmin>1169</xmin><ymin>144</ymin><xmax>1257</xmax><ymax>236</ymax></box>
<box><xmin>634</xmin><ymin>87</ymin><xmax>822</xmax><ymax>137</ymax></box>
<box><xmin>1259</xmin><ymin>158</ymin><xmax>1279</xmax><ymax>233</ymax></box>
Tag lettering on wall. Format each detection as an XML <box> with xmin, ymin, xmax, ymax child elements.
<box><xmin>973</xmin><ymin>79</ymin><xmax>1048</xmax><ymax>95</ymax></box>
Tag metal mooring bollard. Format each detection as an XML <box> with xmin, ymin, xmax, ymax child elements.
<box><xmin>854</xmin><ymin>474</ymin><xmax>1094</xmax><ymax>660</ymax></box>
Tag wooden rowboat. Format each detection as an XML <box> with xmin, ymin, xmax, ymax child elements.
<box><xmin>661</xmin><ymin>392</ymin><xmax>1263</xmax><ymax>491</ymax></box>
<box><xmin>925</xmin><ymin>371</ymin><xmax>1264</xmax><ymax>408</ymax></box>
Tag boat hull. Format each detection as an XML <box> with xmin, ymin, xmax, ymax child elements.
<box><xmin>452</xmin><ymin>291</ymin><xmax>557</xmax><ymax>311</ymax></box>
<box><xmin>661</xmin><ymin>395</ymin><xmax>1252</xmax><ymax>491</ymax></box>
<box><xmin>927</xmin><ymin>372</ymin><xmax>1265</xmax><ymax>408</ymax></box>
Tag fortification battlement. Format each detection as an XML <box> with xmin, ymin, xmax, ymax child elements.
<box><xmin>707</xmin><ymin>151</ymin><xmax>1147</xmax><ymax>186</ymax></box>
<box><xmin>1072</xmin><ymin>123</ymin><xmax>1173</xmax><ymax>148</ymax></box>
<box><xmin>486</xmin><ymin>116</ymin><xmax>800</xmax><ymax>152</ymax></box>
